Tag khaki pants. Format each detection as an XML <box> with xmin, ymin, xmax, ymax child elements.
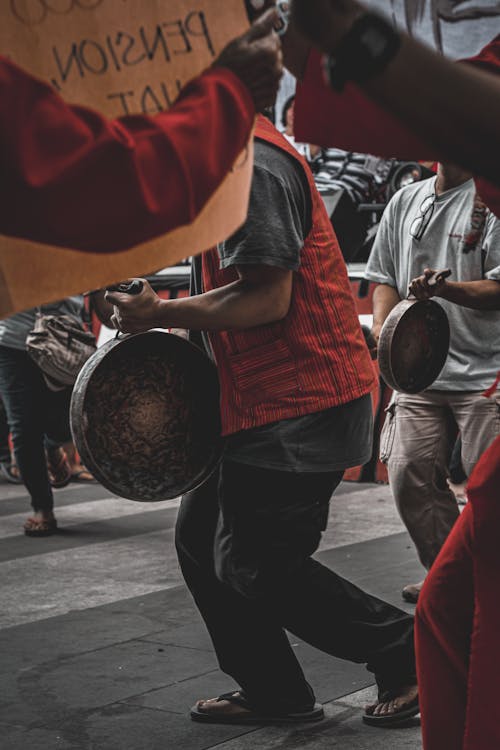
<box><xmin>380</xmin><ymin>390</ymin><xmax>500</xmax><ymax>570</ymax></box>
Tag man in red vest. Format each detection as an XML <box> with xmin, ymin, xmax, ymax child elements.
<box><xmin>108</xmin><ymin>115</ymin><xmax>419</xmax><ymax>727</ymax></box>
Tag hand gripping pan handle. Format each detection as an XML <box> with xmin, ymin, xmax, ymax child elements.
<box><xmin>428</xmin><ymin>268</ymin><xmax>452</xmax><ymax>286</ymax></box>
<box><xmin>106</xmin><ymin>280</ymin><xmax>144</xmax><ymax>295</ymax></box>
<box><xmin>407</xmin><ymin>268</ymin><xmax>451</xmax><ymax>299</ymax></box>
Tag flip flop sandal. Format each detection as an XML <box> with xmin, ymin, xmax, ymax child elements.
<box><xmin>190</xmin><ymin>691</ymin><xmax>324</xmax><ymax>725</ymax></box>
<box><xmin>0</xmin><ymin>461</ymin><xmax>23</xmax><ymax>485</ymax></box>
<box><xmin>362</xmin><ymin>693</ymin><xmax>419</xmax><ymax>727</ymax></box>
<box><xmin>71</xmin><ymin>468</ymin><xmax>96</xmax><ymax>483</ymax></box>
<box><xmin>24</xmin><ymin>517</ymin><xmax>58</xmax><ymax>537</ymax></box>
<box><xmin>47</xmin><ymin>452</ymin><xmax>72</xmax><ymax>489</ymax></box>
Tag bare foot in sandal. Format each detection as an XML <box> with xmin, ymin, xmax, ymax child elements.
<box><xmin>63</xmin><ymin>441</ymin><xmax>96</xmax><ymax>483</ymax></box>
<box><xmin>0</xmin><ymin>460</ymin><xmax>22</xmax><ymax>484</ymax></box>
<box><xmin>46</xmin><ymin>446</ymin><xmax>71</xmax><ymax>489</ymax></box>
<box><xmin>195</xmin><ymin>693</ymin><xmax>253</xmax><ymax>720</ymax></box>
<box><xmin>24</xmin><ymin>511</ymin><xmax>58</xmax><ymax>537</ymax></box>
<box><xmin>363</xmin><ymin>684</ymin><xmax>419</xmax><ymax>726</ymax></box>
<box><xmin>70</xmin><ymin>465</ymin><xmax>96</xmax><ymax>483</ymax></box>
<box><xmin>191</xmin><ymin>691</ymin><xmax>324</xmax><ymax>724</ymax></box>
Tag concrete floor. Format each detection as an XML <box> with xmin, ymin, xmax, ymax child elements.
<box><xmin>0</xmin><ymin>477</ymin><xmax>424</xmax><ymax>750</ymax></box>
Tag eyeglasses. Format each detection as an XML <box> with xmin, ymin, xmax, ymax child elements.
<box><xmin>409</xmin><ymin>193</ymin><xmax>436</xmax><ymax>241</ymax></box>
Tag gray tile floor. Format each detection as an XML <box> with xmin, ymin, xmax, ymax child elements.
<box><xmin>0</xmin><ymin>478</ymin><xmax>424</xmax><ymax>749</ymax></box>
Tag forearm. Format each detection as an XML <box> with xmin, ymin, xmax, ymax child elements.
<box><xmin>153</xmin><ymin>280</ymin><xmax>290</xmax><ymax>331</ymax></box>
<box><xmin>0</xmin><ymin>58</ymin><xmax>254</xmax><ymax>252</ymax></box>
<box><xmin>295</xmin><ymin>47</ymin><xmax>436</xmax><ymax>160</ymax></box>
<box><xmin>372</xmin><ymin>284</ymin><xmax>401</xmax><ymax>335</ymax></box>
<box><xmin>294</xmin><ymin>1</ymin><xmax>500</xmax><ymax>185</ymax></box>
<box><xmin>437</xmin><ymin>280</ymin><xmax>500</xmax><ymax>310</ymax></box>
<box><xmin>362</xmin><ymin>37</ymin><xmax>500</xmax><ymax>185</ymax></box>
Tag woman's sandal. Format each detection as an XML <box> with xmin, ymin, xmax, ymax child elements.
<box><xmin>24</xmin><ymin>516</ymin><xmax>58</xmax><ymax>537</ymax></box>
<box><xmin>362</xmin><ymin>689</ymin><xmax>419</xmax><ymax>727</ymax></box>
<box><xmin>47</xmin><ymin>449</ymin><xmax>72</xmax><ymax>489</ymax></box>
<box><xmin>0</xmin><ymin>461</ymin><xmax>23</xmax><ymax>485</ymax></box>
<box><xmin>190</xmin><ymin>691</ymin><xmax>324</xmax><ymax>725</ymax></box>
<box><xmin>71</xmin><ymin>467</ymin><xmax>96</xmax><ymax>483</ymax></box>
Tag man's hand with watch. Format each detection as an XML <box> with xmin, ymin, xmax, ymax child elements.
<box><xmin>291</xmin><ymin>0</ymin><xmax>401</xmax><ymax>90</ymax></box>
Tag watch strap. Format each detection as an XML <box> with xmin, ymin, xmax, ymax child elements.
<box><xmin>323</xmin><ymin>13</ymin><xmax>401</xmax><ymax>92</ymax></box>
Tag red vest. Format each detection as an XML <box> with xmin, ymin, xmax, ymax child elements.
<box><xmin>202</xmin><ymin>116</ymin><xmax>376</xmax><ymax>436</ymax></box>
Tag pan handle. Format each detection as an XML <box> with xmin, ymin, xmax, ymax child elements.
<box><xmin>106</xmin><ymin>281</ymin><xmax>144</xmax><ymax>338</ymax></box>
<box><xmin>407</xmin><ymin>268</ymin><xmax>452</xmax><ymax>299</ymax></box>
<box><xmin>106</xmin><ymin>280</ymin><xmax>144</xmax><ymax>295</ymax></box>
<box><xmin>427</xmin><ymin>269</ymin><xmax>452</xmax><ymax>287</ymax></box>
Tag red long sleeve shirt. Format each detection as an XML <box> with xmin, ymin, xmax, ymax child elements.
<box><xmin>295</xmin><ymin>38</ymin><xmax>500</xmax><ymax>218</ymax></box>
<box><xmin>0</xmin><ymin>58</ymin><xmax>255</xmax><ymax>252</ymax></box>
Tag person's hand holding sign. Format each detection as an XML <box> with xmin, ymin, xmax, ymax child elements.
<box><xmin>215</xmin><ymin>8</ymin><xmax>284</xmax><ymax>111</ymax></box>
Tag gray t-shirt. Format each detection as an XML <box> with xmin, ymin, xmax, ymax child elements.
<box><xmin>0</xmin><ymin>296</ymin><xmax>85</xmax><ymax>351</ymax></box>
<box><xmin>197</xmin><ymin>138</ymin><xmax>373</xmax><ymax>473</ymax></box>
<box><xmin>365</xmin><ymin>176</ymin><xmax>500</xmax><ymax>390</ymax></box>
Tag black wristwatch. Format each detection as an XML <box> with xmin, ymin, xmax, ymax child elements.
<box><xmin>323</xmin><ymin>13</ymin><xmax>401</xmax><ymax>92</ymax></box>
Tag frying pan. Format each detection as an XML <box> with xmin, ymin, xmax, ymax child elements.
<box><xmin>378</xmin><ymin>270</ymin><xmax>451</xmax><ymax>393</ymax></box>
<box><xmin>70</xmin><ymin>305</ymin><xmax>222</xmax><ymax>502</ymax></box>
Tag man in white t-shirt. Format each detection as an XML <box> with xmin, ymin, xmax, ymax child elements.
<box><xmin>365</xmin><ymin>162</ymin><xmax>500</xmax><ymax>602</ymax></box>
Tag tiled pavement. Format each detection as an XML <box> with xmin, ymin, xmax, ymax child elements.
<box><xmin>0</xmin><ymin>478</ymin><xmax>424</xmax><ymax>749</ymax></box>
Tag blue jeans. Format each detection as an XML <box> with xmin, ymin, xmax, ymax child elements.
<box><xmin>0</xmin><ymin>345</ymin><xmax>72</xmax><ymax>512</ymax></box>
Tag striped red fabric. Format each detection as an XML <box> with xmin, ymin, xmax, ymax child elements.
<box><xmin>202</xmin><ymin>115</ymin><xmax>376</xmax><ymax>436</ymax></box>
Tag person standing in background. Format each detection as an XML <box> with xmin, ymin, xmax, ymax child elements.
<box><xmin>0</xmin><ymin>396</ymin><xmax>20</xmax><ymax>484</ymax></box>
<box><xmin>0</xmin><ymin>298</ymin><xmax>84</xmax><ymax>536</ymax></box>
<box><xmin>365</xmin><ymin>162</ymin><xmax>500</xmax><ymax>602</ymax></box>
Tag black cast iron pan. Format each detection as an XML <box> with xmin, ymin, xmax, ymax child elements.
<box><xmin>71</xmin><ymin>286</ymin><xmax>222</xmax><ymax>501</ymax></box>
<box><xmin>378</xmin><ymin>270</ymin><xmax>451</xmax><ymax>394</ymax></box>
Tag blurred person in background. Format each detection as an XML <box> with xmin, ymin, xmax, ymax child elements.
<box><xmin>366</xmin><ymin>161</ymin><xmax>500</xmax><ymax>603</ymax></box>
<box><xmin>0</xmin><ymin>297</ymin><xmax>88</xmax><ymax>536</ymax></box>
<box><xmin>281</xmin><ymin>94</ymin><xmax>320</xmax><ymax>161</ymax></box>
<box><xmin>0</xmin><ymin>396</ymin><xmax>21</xmax><ymax>484</ymax></box>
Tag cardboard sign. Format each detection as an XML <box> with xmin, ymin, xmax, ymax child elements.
<box><xmin>0</xmin><ymin>0</ymin><xmax>252</xmax><ymax>316</ymax></box>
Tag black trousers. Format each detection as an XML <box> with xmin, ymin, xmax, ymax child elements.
<box><xmin>175</xmin><ymin>459</ymin><xmax>416</xmax><ymax>714</ymax></box>
<box><xmin>0</xmin><ymin>346</ymin><xmax>72</xmax><ymax>511</ymax></box>
<box><xmin>0</xmin><ymin>396</ymin><xmax>11</xmax><ymax>463</ymax></box>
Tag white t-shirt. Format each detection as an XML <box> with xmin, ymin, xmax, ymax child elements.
<box><xmin>365</xmin><ymin>176</ymin><xmax>500</xmax><ymax>390</ymax></box>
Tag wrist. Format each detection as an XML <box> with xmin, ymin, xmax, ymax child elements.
<box><xmin>152</xmin><ymin>298</ymin><xmax>170</xmax><ymax>329</ymax></box>
<box><xmin>434</xmin><ymin>280</ymin><xmax>451</xmax><ymax>299</ymax></box>
<box><xmin>321</xmin><ymin>7</ymin><xmax>365</xmax><ymax>52</ymax></box>
<box><xmin>322</xmin><ymin>11</ymin><xmax>401</xmax><ymax>91</ymax></box>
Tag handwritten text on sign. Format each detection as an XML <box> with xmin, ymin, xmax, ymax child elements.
<box><xmin>3</xmin><ymin>1</ymin><xmax>245</xmax><ymax>116</ymax></box>
<box><xmin>0</xmin><ymin>1</ymin><xmax>251</xmax><ymax>317</ymax></box>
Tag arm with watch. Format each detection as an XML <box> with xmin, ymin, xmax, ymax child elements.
<box><xmin>291</xmin><ymin>0</ymin><xmax>500</xmax><ymax>202</ymax></box>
